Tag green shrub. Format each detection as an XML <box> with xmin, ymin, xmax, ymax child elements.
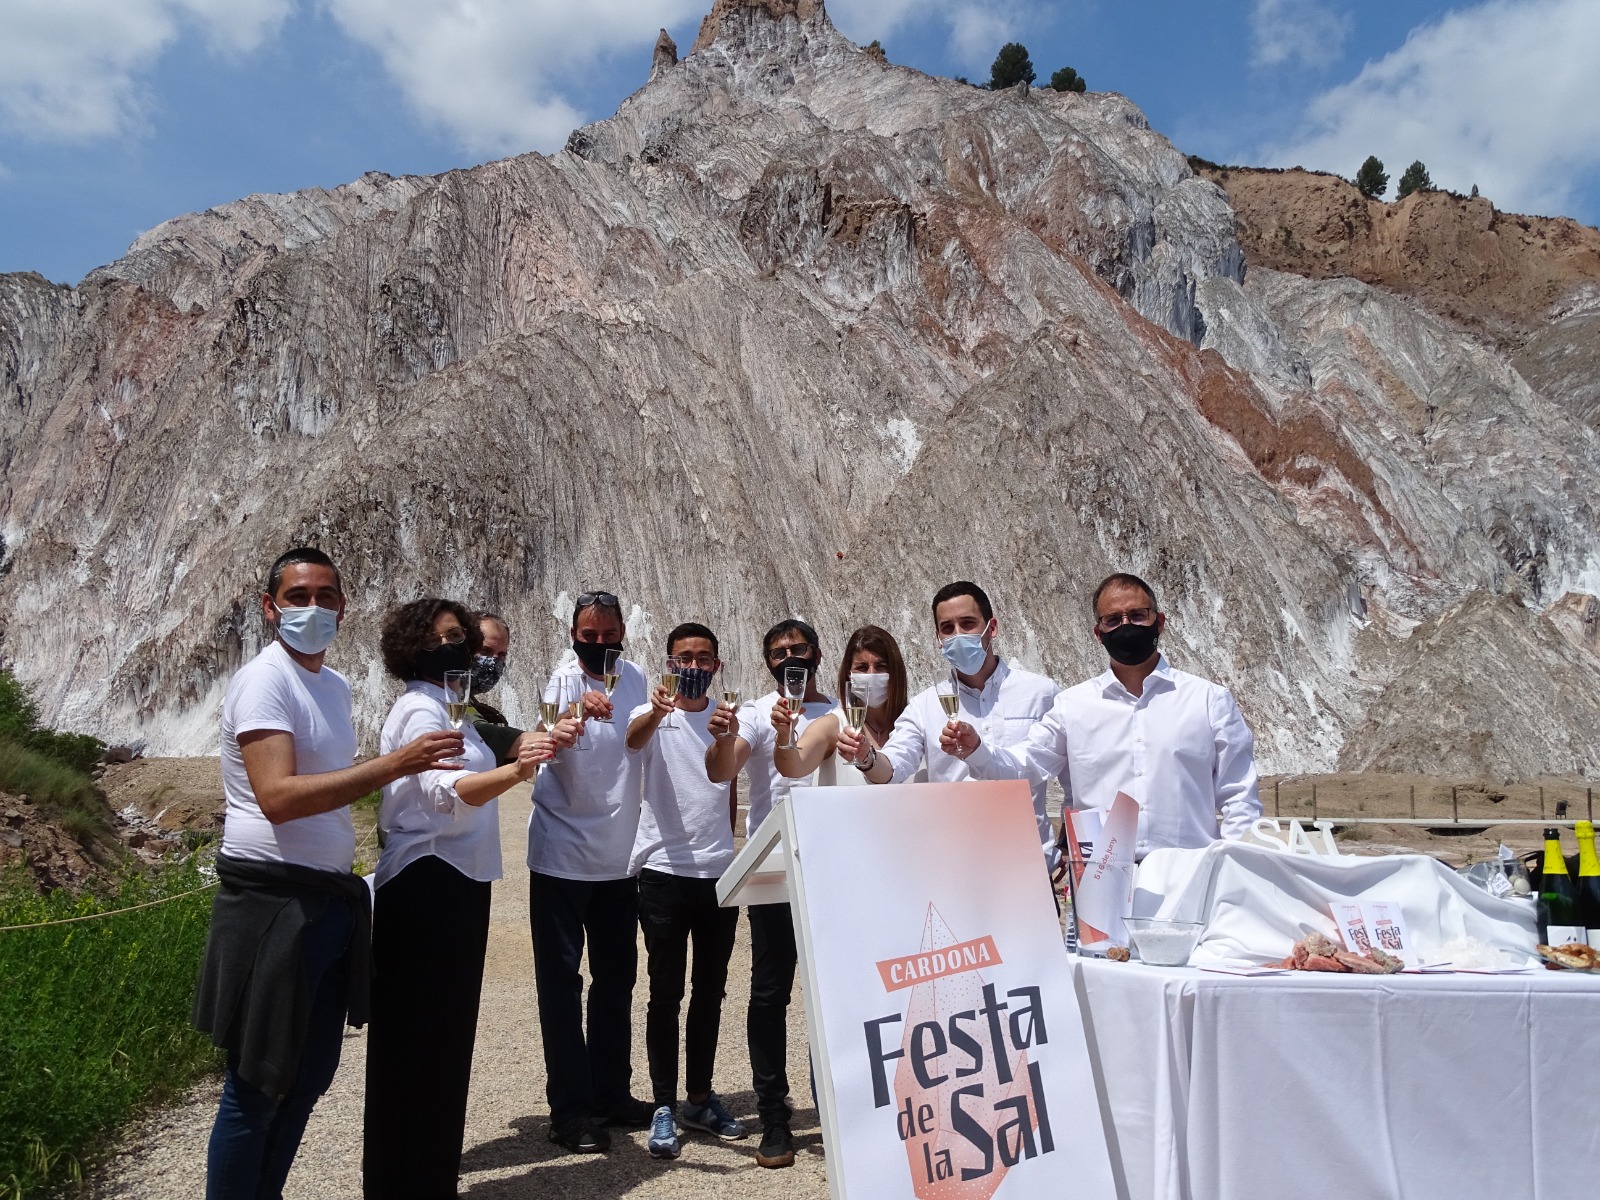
<box><xmin>0</xmin><ymin>862</ymin><xmax>221</xmax><ymax>1197</ymax></box>
<box><xmin>1049</xmin><ymin>66</ymin><xmax>1086</xmax><ymax>93</ymax></box>
<box><xmin>0</xmin><ymin>668</ymin><xmax>106</xmax><ymax>776</ymax></box>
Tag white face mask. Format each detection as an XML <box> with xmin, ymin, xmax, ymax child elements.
<box><xmin>273</xmin><ymin>604</ymin><xmax>340</xmax><ymax>655</ymax></box>
<box><xmin>849</xmin><ymin>672</ymin><xmax>891</xmax><ymax>707</ymax></box>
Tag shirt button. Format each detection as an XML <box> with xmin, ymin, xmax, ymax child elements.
<box><xmin>1135</xmin><ymin>768</ymin><xmax>1144</xmax><ymax>776</ymax></box>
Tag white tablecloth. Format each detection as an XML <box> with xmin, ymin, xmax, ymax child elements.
<box><xmin>1071</xmin><ymin>956</ymin><xmax>1600</xmax><ymax>1200</ymax></box>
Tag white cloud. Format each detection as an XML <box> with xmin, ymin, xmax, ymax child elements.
<box><xmin>323</xmin><ymin>0</ymin><xmax>704</xmax><ymax>156</ymax></box>
<box><xmin>0</xmin><ymin>0</ymin><xmax>290</xmax><ymax>139</ymax></box>
<box><xmin>1267</xmin><ymin>0</ymin><xmax>1600</xmax><ymax>217</ymax></box>
<box><xmin>829</xmin><ymin>0</ymin><xmax>1042</xmax><ymax>74</ymax></box>
<box><xmin>1251</xmin><ymin>0</ymin><xmax>1351</xmax><ymax>68</ymax></box>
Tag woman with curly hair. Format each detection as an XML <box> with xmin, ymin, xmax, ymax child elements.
<box><xmin>362</xmin><ymin>597</ymin><xmax>567</xmax><ymax>1199</ymax></box>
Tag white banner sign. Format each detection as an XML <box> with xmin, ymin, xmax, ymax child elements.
<box><xmin>775</xmin><ymin>781</ymin><xmax>1117</xmax><ymax>1200</ymax></box>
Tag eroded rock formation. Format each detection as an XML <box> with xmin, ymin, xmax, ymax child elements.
<box><xmin>2</xmin><ymin>0</ymin><xmax>1597</xmax><ymax>777</ymax></box>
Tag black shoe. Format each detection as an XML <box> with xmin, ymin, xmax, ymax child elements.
<box><xmin>596</xmin><ymin>1096</ymin><xmax>655</xmax><ymax>1128</ymax></box>
<box><xmin>755</xmin><ymin>1122</ymin><xmax>795</xmax><ymax>1168</ymax></box>
<box><xmin>548</xmin><ymin>1118</ymin><xmax>611</xmax><ymax>1153</ymax></box>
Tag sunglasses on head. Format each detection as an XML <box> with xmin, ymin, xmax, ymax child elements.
<box><xmin>576</xmin><ymin>591</ymin><xmax>621</xmax><ymax>610</ymax></box>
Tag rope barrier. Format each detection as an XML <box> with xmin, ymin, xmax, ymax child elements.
<box><xmin>0</xmin><ymin>881</ymin><xmax>217</xmax><ymax>933</ymax></box>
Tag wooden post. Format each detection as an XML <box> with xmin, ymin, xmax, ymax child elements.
<box><xmin>1452</xmin><ymin>785</ymin><xmax>1458</xmax><ymax>824</ymax></box>
<box><xmin>1274</xmin><ymin>780</ymin><xmax>1280</xmax><ymax>818</ymax></box>
<box><xmin>1539</xmin><ymin>786</ymin><xmax>1545</xmax><ymax>821</ymax></box>
<box><xmin>1312</xmin><ymin>783</ymin><xmax>1318</xmax><ymax>821</ymax></box>
<box><xmin>1409</xmin><ymin>784</ymin><xmax>1415</xmax><ymax>820</ymax></box>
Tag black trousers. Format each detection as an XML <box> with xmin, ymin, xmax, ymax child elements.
<box><xmin>638</xmin><ymin>869</ymin><xmax>740</xmax><ymax>1106</ymax></box>
<box><xmin>746</xmin><ymin>901</ymin><xmax>798</xmax><ymax>1126</ymax></box>
<box><xmin>363</xmin><ymin>856</ymin><xmax>491</xmax><ymax>1200</ymax></box>
<box><xmin>527</xmin><ymin>871</ymin><xmax>639</xmax><ymax>1130</ymax></box>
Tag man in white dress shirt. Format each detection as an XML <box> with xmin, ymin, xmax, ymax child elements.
<box><xmin>838</xmin><ymin>581</ymin><xmax>1063</xmax><ymax>872</ymax></box>
<box><xmin>945</xmin><ymin>573</ymin><xmax>1261</xmax><ymax>857</ymax></box>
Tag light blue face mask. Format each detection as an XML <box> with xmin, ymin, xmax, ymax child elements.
<box><xmin>274</xmin><ymin>604</ymin><xmax>340</xmax><ymax>655</ymax></box>
<box><xmin>939</xmin><ymin>629</ymin><xmax>990</xmax><ymax>675</ymax></box>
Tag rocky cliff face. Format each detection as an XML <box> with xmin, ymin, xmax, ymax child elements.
<box><xmin>2</xmin><ymin>0</ymin><xmax>1598</xmax><ymax>778</ymax></box>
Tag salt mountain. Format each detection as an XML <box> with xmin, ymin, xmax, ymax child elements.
<box><xmin>2</xmin><ymin>0</ymin><xmax>1598</xmax><ymax>779</ymax></box>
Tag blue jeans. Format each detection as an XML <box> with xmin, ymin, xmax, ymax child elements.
<box><xmin>206</xmin><ymin>897</ymin><xmax>354</xmax><ymax>1200</ymax></box>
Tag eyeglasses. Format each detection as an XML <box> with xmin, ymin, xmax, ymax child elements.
<box><xmin>766</xmin><ymin>646</ymin><xmax>815</xmax><ymax>664</ymax></box>
<box><xmin>432</xmin><ymin>627</ymin><xmax>468</xmax><ymax>646</ymax></box>
<box><xmin>576</xmin><ymin>591</ymin><xmax>621</xmax><ymax>610</ymax></box>
<box><xmin>1096</xmin><ymin>608</ymin><xmax>1156</xmax><ymax>632</ymax></box>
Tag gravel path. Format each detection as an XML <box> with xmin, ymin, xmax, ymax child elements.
<box><xmin>90</xmin><ymin>784</ymin><xmax>831</xmax><ymax>1198</ymax></box>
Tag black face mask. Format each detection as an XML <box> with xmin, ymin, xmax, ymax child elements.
<box><xmin>415</xmin><ymin>639</ymin><xmax>475</xmax><ymax>681</ymax></box>
<box><xmin>767</xmin><ymin>650</ymin><xmax>816</xmax><ymax>684</ymax></box>
<box><xmin>1099</xmin><ymin>622</ymin><xmax>1160</xmax><ymax>666</ymax></box>
<box><xmin>572</xmin><ymin>639</ymin><xmax>622</xmax><ymax>676</ymax></box>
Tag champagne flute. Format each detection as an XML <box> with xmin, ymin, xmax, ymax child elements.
<box><xmin>539</xmin><ymin>693</ymin><xmax>562</xmax><ymax>734</ymax></box>
<box><xmin>721</xmin><ymin>669</ymin><xmax>742</xmax><ymax>712</ymax></box>
<box><xmin>936</xmin><ymin>671</ymin><xmax>961</xmax><ymax>721</ymax></box>
<box><xmin>781</xmin><ymin>664</ymin><xmax>808</xmax><ymax>750</ymax></box>
<box><xmin>443</xmin><ymin>671</ymin><xmax>472</xmax><ymax>730</ymax></box>
<box><xmin>659</xmin><ymin>654</ymin><xmax>682</xmax><ymax>730</ymax></box>
<box><xmin>597</xmin><ymin>648</ymin><xmax>623</xmax><ymax>723</ymax></box>
<box><xmin>567</xmin><ymin>676</ymin><xmax>590</xmax><ymax>751</ymax></box>
<box><xmin>845</xmin><ymin>676</ymin><xmax>870</xmax><ymax>738</ymax></box>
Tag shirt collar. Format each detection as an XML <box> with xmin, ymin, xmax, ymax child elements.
<box><xmin>957</xmin><ymin>656</ymin><xmax>1010</xmax><ymax>698</ymax></box>
<box><xmin>1097</xmin><ymin>653</ymin><xmax>1172</xmax><ymax>700</ymax></box>
<box><xmin>406</xmin><ymin>679</ymin><xmax>448</xmax><ymax>700</ymax></box>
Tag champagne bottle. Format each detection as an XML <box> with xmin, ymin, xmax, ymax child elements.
<box><xmin>1537</xmin><ymin>827</ymin><xmax>1584</xmax><ymax>945</ymax></box>
<box><xmin>1574</xmin><ymin>820</ymin><xmax>1600</xmax><ymax>951</ymax></box>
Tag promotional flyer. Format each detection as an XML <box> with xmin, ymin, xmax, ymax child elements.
<box><xmin>787</xmin><ymin>782</ymin><xmax>1116</xmax><ymax>1199</ymax></box>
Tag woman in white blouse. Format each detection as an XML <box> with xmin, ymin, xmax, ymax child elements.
<box><xmin>362</xmin><ymin>599</ymin><xmax>563</xmax><ymax>1199</ymax></box>
<box><xmin>772</xmin><ymin>625</ymin><xmax>919</xmax><ymax>785</ymax></box>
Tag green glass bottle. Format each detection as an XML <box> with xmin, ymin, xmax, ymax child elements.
<box><xmin>1538</xmin><ymin>827</ymin><xmax>1583</xmax><ymax>945</ymax></box>
<box><xmin>1574</xmin><ymin>820</ymin><xmax>1600</xmax><ymax>951</ymax></box>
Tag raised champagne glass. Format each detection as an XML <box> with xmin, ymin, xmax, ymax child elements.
<box><xmin>659</xmin><ymin>655</ymin><xmax>682</xmax><ymax>730</ymax></box>
<box><xmin>539</xmin><ymin>695</ymin><xmax>562</xmax><ymax>733</ymax></box>
<box><xmin>443</xmin><ymin>671</ymin><xmax>472</xmax><ymax>730</ymax></box>
<box><xmin>567</xmin><ymin>676</ymin><xmax>590</xmax><ymax>751</ymax></box>
<box><xmin>936</xmin><ymin>672</ymin><xmax>961</xmax><ymax>721</ymax></box>
<box><xmin>598</xmin><ymin>648</ymin><xmax>623</xmax><ymax>723</ymax></box>
<box><xmin>845</xmin><ymin>676</ymin><xmax>869</xmax><ymax>738</ymax></box>
<box><xmin>781</xmin><ymin>664</ymin><xmax>808</xmax><ymax>750</ymax></box>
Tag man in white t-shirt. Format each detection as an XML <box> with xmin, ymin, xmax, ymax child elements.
<box><xmin>837</xmin><ymin>580</ymin><xmax>1063</xmax><ymax>873</ymax></box>
<box><xmin>193</xmin><ymin>547</ymin><xmax>464</xmax><ymax>1200</ymax></box>
<box><xmin>625</xmin><ymin>622</ymin><xmax>747</xmax><ymax>1161</ymax></box>
<box><xmin>705</xmin><ymin>618</ymin><xmax>836</xmax><ymax>1170</ymax></box>
<box><xmin>527</xmin><ymin>590</ymin><xmax>654</xmax><ymax>1153</ymax></box>
<box><xmin>947</xmin><ymin>572</ymin><xmax>1262</xmax><ymax>857</ymax></box>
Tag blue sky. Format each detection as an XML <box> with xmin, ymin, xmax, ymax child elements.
<box><xmin>2</xmin><ymin>0</ymin><xmax>1597</xmax><ymax>285</ymax></box>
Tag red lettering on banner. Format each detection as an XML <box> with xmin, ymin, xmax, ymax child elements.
<box><xmin>877</xmin><ymin>935</ymin><xmax>1001</xmax><ymax>992</ymax></box>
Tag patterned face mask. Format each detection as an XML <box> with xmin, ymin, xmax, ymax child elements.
<box><xmin>676</xmin><ymin>666</ymin><xmax>715</xmax><ymax>701</ymax></box>
<box><xmin>471</xmin><ymin>654</ymin><xmax>505</xmax><ymax>694</ymax></box>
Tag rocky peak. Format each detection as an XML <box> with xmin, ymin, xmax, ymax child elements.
<box><xmin>650</xmin><ymin>29</ymin><xmax>678</xmax><ymax>81</ymax></box>
<box><xmin>691</xmin><ymin>0</ymin><xmax>828</xmax><ymax>55</ymax></box>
